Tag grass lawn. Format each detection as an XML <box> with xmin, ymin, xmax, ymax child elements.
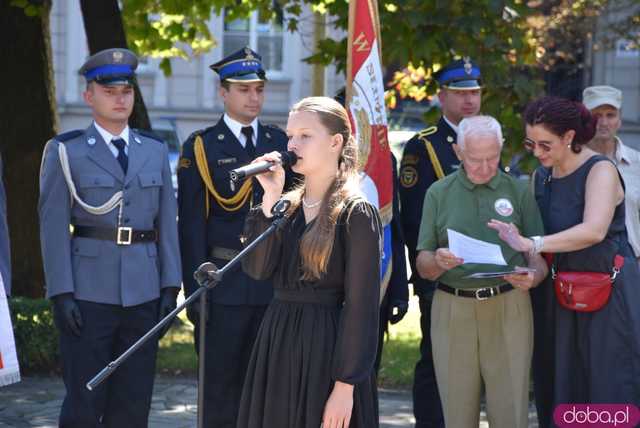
<box><xmin>157</xmin><ymin>291</ymin><xmax>423</xmax><ymax>389</ymax></box>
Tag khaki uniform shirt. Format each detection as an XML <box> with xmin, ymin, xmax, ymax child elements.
<box><xmin>417</xmin><ymin>168</ymin><xmax>544</xmax><ymax>289</ymax></box>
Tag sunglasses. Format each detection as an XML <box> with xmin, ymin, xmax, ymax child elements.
<box><xmin>523</xmin><ymin>138</ymin><xmax>552</xmax><ymax>153</ymax></box>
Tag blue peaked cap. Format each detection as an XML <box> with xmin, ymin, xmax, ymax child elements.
<box><xmin>434</xmin><ymin>58</ymin><xmax>482</xmax><ymax>90</ymax></box>
<box><xmin>79</xmin><ymin>48</ymin><xmax>138</xmax><ymax>85</ymax></box>
<box><xmin>209</xmin><ymin>47</ymin><xmax>266</xmax><ymax>82</ymax></box>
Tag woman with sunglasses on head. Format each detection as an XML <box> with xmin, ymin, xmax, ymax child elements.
<box><xmin>237</xmin><ymin>96</ymin><xmax>382</xmax><ymax>428</ymax></box>
<box><xmin>489</xmin><ymin>96</ymin><xmax>640</xmax><ymax>424</ymax></box>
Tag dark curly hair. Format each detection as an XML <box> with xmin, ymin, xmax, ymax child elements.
<box><xmin>523</xmin><ymin>96</ymin><xmax>596</xmax><ymax>153</ymax></box>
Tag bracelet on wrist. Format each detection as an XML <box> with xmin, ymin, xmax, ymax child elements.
<box><xmin>528</xmin><ymin>235</ymin><xmax>544</xmax><ymax>256</ymax></box>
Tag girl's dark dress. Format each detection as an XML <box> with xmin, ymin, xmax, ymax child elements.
<box><xmin>532</xmin><ymin>155</ymin><xmax>640</xmax><ymax>427</ymax></box>
<box><xmin>237</xmin><ymin>199</ymin><xmax>381</xmax><ymax>428</ymax></box>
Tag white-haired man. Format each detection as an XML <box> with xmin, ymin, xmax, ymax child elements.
<box><xmin>415</xmin><ymin>115</ymin><xmax>548</xmax><ymax>428</ymax></box>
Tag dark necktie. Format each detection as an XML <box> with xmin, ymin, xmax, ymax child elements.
<box><xmin>111</xmin><ymin>138</ymin><xmax>128</xmax><ymax>174</ymax></box>
<box><xmin>241</xmin><ymin>126</ymin><xmax>256</xmax><ymax>159</ymax></box>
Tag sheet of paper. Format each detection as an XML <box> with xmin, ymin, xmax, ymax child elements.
<box><xmin>447</xmin><ymin>229</ymin><xmax>508</xmax><ymax>266</ymax></box>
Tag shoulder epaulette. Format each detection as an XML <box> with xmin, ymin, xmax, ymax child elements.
<box><xmin>54</xmin><ymin>130</ymin><xmax>83</xmax><ymax>143</ymax></box>
<box><xmin>188</xmin><ymin>126</ymin><xmax>216</xmax><ymax>141</ymax></box>
<box><xmin>134</xmin><ymin>128</ymin><xmax>164</xmax><ymax>144</ymax></box>
<box><xmin>417</xmin><ymin>126</ymin><xmax>438</xmax><ymax>139</ymax></box>
<box><xmin>264</xmin><ymin>124</ymin><xmax>286</xmax><ymax>135</ymax></box>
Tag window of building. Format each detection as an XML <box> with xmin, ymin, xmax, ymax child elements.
<box><xmin>223</xmin><ymin>8</ymin><xmax>284</xmax><ymax>73</ymax></box>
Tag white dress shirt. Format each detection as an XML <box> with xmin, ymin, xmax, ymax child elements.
<box><xmin>443</xmin><ymin>115</ymin><xmax>459</xmax><ymax>134</ymax></box>
<box><xmin>613</xmin><ymin>138</ymin><xmax>640</xmax><ymax>257</ymax></box>
<box><xmin>223</xmin><ymin>114</ymin><xmax>258</xmax><ymax>148</ymax></box>
<box><xmin>94</xmin><ymin>121</ymin><xmax>130</xmax><ymax>157</ymax></box>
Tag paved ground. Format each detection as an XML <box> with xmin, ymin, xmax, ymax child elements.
<box><xmin>0</xmin><ymin>376</ymin><xmax>539</xmax><ymax>427</ymax></box>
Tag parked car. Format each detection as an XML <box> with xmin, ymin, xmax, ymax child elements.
<box><xmin>151</xmin><ymin>117</ymin><xmax>181</xmax><ymax>190</ymax></box>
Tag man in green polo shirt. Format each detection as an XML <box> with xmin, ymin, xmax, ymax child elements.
<box><xmin>415</xmin><ymin>115</ymin><xmax>548</xmax><ymax>428</ymax></box>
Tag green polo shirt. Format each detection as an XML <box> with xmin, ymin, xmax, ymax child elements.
<box><xmin>417</xmin><ymin>168</ymin><xmax>544</xmax><ymax>289</ymax></box>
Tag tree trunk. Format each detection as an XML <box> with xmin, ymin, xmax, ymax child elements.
<box><xmin>79</xmin><ymin>0</ymin><xmax>151</xmax><ymax>131</ymax></box>
<box><xmin>0</xmin><ymin>1</ymin><xmax>57</xmax><ymax>297</ymax></box>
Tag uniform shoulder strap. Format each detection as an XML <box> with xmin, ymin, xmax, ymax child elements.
<box><xmin>54</xmin><ymin>130</ymin><xmax>83</xmax><ymax>143</ymax></box>
<box><xmin>133</xmin><ymin>128</ymin><xmax>164</xmax><ymax>144</ymax></box>
<box><xmin>416</xmin><ymin>126</ymin><xmax>437</xmax><ymax>139</ymax></box>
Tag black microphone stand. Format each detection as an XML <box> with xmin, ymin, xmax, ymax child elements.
<box><xmin>86</xmin><ymin>200</ymin><xmax>291</xmax><ymax>428</ymax></box>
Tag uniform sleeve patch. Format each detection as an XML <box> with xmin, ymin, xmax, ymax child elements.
<box><xmin>400</xmin><ymin>165</ymin><xmax>418</xmax><ymax>188</ymax></box>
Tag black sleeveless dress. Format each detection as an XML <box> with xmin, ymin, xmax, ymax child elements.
<box><xmin>533</xmin><ymin>155</ymin><xmax>640</xmax><ymax>421</ymax></box>
<box><xmin>236</xmin><ymin>200</ymin><xmax>381</xmax><ymax>428</ymax></box>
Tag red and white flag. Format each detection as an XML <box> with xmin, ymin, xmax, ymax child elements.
<box><xmin>346</xmin><ymin>0</ymin><xmax>393</xmax><ymax>296</ymax></box>
<box><xmin>0</xmin><ymin>275</ymin><xmax>19</xmax><ymax>387</ymax></box>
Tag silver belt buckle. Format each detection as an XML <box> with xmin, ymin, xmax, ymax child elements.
<box><xmin>117</xmin><ymin>227</ymin><xmax>133</xmax><ymax>245</ymax></box>
<box><xmin>475</xmin><ymin>287</ymin><xmax>495</xmax><ymax>301</ymax></box>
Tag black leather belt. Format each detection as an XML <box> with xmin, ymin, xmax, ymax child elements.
<box><xmin>73</xmin><ymin>225</ymin><xmax>157</xmax><ymax>245</ymax></box>
<box><xmin>437</xmin><ymin>283</ymin><xmax>513</xmax><ymax>300</ymax></box>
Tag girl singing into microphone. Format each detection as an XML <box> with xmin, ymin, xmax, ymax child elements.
<box><xmin>237</xmin><ymin>96</ymin><xmax>382</xmax><ymax>428</ymax></box>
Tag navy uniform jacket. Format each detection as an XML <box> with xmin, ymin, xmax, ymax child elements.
<box><xmin>39</xmin><ymin>124</ymin><xmax>182</xmax><ymax>306</ymax></box>
<box><xmin>399</xmin><ymin>117</ymin><xmax>459</xmax><ymax>293</ymax></box>
<box><xmin>178</xmin><ymin>117</ymin><xmax>289</xmax><ymax>305</ymax></box>
<box><xmin>0</xmin><ymin>156</ymin><xmax>10</xmax><ymax>296</ymax></box>
<box><xmin>386</xmin><ymin>155</ymin><xmax>409</xmax><ymax>305</ymax></box>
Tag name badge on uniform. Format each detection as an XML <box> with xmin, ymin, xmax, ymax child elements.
<box><xmin>218</xmin><ymin>157</ymin><xmax>237</xmax><ymax>166</ymax></box>
<box><xmin>494</xmin><ymin>198</ymin><xmax>514</xmax><ymax>217</ymax></box>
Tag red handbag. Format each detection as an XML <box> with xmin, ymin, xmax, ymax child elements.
<box><xmin>550</xmin><ymin>255</ymin><xmax>624</xmax><ymax>312</ymax></box>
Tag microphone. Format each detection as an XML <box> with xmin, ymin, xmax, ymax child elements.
<box><xmin>229</xmin><ymin>151</ymin><xmax>297</xmax><ymax>182</ymax></box>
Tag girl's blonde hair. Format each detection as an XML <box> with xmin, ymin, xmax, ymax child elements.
<box><xmin>283</xmin><ymin>96</ymin><xmax>362</xmax><ymax>280</ymax></box>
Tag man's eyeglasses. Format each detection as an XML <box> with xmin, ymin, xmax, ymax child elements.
<box><xmin>523</xmin><ymin>138</ymin><xmax>552</xmax><ymax>153</ymax></box>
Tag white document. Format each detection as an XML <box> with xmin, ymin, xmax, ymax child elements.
<box><xmin>447</xmin><ymin>229</ymin><xmax>508</xmax><ymax>266</ymax></box>
<box><xmin>0</xmin><ymin>274</ymin><xmax>20</xmax><ymax>387</ymax></box>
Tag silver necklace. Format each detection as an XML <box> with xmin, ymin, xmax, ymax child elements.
<box><xmin>302</xmin><ymin>196</ymin><xmax>321</xmax><ymax>209</ymax></box>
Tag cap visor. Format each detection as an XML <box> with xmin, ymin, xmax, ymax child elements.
<box><xmin>584</xmin><ymin>98</ymin><xmax>621</xmax><ymax>111</ymax></box>
<box><xmin>443</xmin><ymin>79</ymin><xmax>482</xmax><ymax>90</ymax></box>
<box><xmin>93</xmin><ymin>77</ymin><xmax>134</xmax><ymax>86</ymax></box>
<box><xmin>224</xmin><ymin>72</ymin><xmax>266</xmax><ymax>83</ymax></box>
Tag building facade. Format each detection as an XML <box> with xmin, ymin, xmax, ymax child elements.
<box><xmin>50</xmin><ymin>0</ymin><xmax>345</xmax><ymax>141</ymax></box>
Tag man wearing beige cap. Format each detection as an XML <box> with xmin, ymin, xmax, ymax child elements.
<box><xmin>584</xmin><ymin>85</ymin><xmax>640</xmax><ymax>260</ymax></box>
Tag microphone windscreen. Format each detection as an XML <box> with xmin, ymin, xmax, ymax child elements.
<box><xmin>281</xmin><ymin>151</ymin><xmax>298</xmax><ymax>167</ymax></box>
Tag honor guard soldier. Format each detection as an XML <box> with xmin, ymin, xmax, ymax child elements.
<box><xmin>39</xmin><ymin>48</ymin><xmax>181</xmax><ymax>428</ymax></box>
<box><xmin>399</xmin><ymin>57</ymin><xmax>482</xmax><ymax>428</ymax></box>
<box><xmin>177</xmin><ymin>47</ymin><xmax>290</xmax><ymax>428</ymax></box>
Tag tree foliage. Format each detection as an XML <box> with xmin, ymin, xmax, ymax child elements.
<box><xmin>121</xmin><ymin>0</ymin><xmax>280</xmax><ymax>74</ymax></box>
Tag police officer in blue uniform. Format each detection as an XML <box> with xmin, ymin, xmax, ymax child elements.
<box><xmin>0</xmin><ymin>155</ymin><xmax>10</xmax><ymax>296</ymax></box>
<box><xmin>177</xmin><ymin>47</ymin><xmax>290</xmax><ymax>428</ymax></box>
<box><xmin>399</xmin><ymin>58</ymin><xmax>482</xmax><ymax>428</ymax></box>
<box><xmin>39</xmin><ymin>48</ymin><xmax>181</xmax><ymax>428</ymax></box>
